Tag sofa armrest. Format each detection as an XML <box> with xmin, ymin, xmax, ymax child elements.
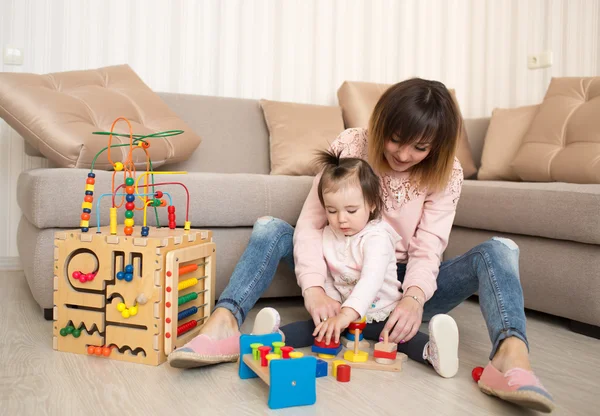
<box><xmin>464</xmin><ymin>118</ymin><xmax>490</xmax><ymax>169</ymax></box>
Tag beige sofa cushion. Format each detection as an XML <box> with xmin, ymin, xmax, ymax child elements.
<box><xmin>512</xmin><ymin>77</ymin><xmax>600</xmax><ymax>183</ymax></box>
<box><xmin>478</xmin><ymin>105</ymin><xmax>539</xmax><ymax>181</ymax></box>
<box><xmin>259</xmin><ymin>99</ymin><xmax>345</xmax><ymax>175</ymax></box>
<box><xmin>455</xmin><ymin>180</ymin><xmax>600</xmax><ymax>245</ymax></box>
<box><xmin>17</xmin><ymin>169</ymin><xmax>314</xmax><ymax>229</ymax></box>
<box><xmin>0</xmin><ymin>64</ymin><xmax>201</xmax><ymax>169</ymax></box>
<box><xmin>337</xmin><ymin>80</ymin><xmax>478</xmax><ymax>178</ymax></box>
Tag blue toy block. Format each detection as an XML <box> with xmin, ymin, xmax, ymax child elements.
<box><xmin>315</xmin><ymin>359</ymin><xmax>328</xmax><ymax>377</ymax></box>
<box><xmin>239</xmin><ymin>333</ymin><xmax>282</xmax><ymax>380</ymax></box>
<box><xmin>269</xmin><ymin>356</ymin><xmax>317</xmax><ymax>409</ymax></box>
<box><xmin>345</xmin><ymin>331</ymin><xmax>363</xmax><ymax>341</ymax></box>
<box><xmin>311</xmin><ymin>344</ymin><xmax>342</xmax><ymax>356</ymax></box>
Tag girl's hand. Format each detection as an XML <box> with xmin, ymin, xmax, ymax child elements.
<box><xmin>304</xmin><ymin>287</ymin><xmax>342</xmax><ymax>326</ymax></box>
<box><xmin>381</xmin><ymin>290</ymin><xmax>424</xmax><ymax>344</ymax></box>
<box><xmin>312</xmin><ymin>308</ymin><xmax>358</xmax><ymax>345</ymax></box>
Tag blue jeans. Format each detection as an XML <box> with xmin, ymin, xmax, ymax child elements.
<box><xmin>216</xmin><ymin>217</ymin><xmax>528</xmax><ymax>360</ymax></box>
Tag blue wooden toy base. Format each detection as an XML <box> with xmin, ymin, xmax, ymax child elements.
<box><xmin>311</xmin><ymin>344</ymin><xmax>342</xmax><ymax>356</ymax></box>
<box><xmin>239</xmin><ymin>333</ymin><xmax>318</xmax><ymax>409</ymax></box>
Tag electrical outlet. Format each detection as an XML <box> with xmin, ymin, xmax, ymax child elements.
<box><xmin>3</xmin><ymin>46</ymin><xmax>24</xmax><ymax>65</ymax></box>
<box><xmin>528</xmin><ymin>51</ymin><xmax>552</xmax><ymax>69</ymax></box>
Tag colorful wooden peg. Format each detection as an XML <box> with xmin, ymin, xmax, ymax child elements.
<box><xmin>258</xmin><ymin>346</ymin><xmax>271</xmax><ymax>367</ymax></box>
<box><xmin>250</xmin><ymin>343</ymin><xmax>263</xmax><ymax>360</ymax></box>
<box><xmin>280</xmin><ymin>346</ymin><xmax>294</xmax><ymax>359</ymax></box>
<box><xmin>272</xmin><ymin>341</ymin><xmax>285</xmax><ymax>356</ymax></box>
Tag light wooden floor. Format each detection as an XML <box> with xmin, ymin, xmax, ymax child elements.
<box><xmin>1</xmin><ymin>271</ymin><xmax>599</xmax><ymax>416</ymax></box>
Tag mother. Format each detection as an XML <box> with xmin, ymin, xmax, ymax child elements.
<box><xmin>169</xmin><ymin>78</ymin><xmax>554</xmax><ymax>413</ymax></box>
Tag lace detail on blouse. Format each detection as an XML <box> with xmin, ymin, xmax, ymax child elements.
<box><xmin>329</xmin><ymin>128</ymin><xmax>464</xmax><ymax>210</ymax></box>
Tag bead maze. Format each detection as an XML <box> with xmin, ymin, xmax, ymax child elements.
<box><xmin>53</xmin><ymin>118</ymin><xmax>216</xmax><ymax>366</ymax></box>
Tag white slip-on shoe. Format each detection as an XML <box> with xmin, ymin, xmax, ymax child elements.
<box><xmin>423</xmin><ymin>314</ymin><xmax>459</xmax><ymax>378</ymax></box>
<box><xmin>251</xmin><ymin>307</ymin><xmax>281</xmax><ymax>335</ymax></box>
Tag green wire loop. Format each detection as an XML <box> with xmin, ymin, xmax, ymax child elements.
<box><xmin>87</xmin><ymin>129</ymin><xmax>184</xmax><ymax>228</ymax></box>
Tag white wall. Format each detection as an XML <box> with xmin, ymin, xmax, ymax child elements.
<box><xmin>1</xmin><ymin>0</ymin><xmax>599</xmax><ymax>263</ymax></box>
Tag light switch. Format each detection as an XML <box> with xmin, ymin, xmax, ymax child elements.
<box><xmin>3</xmin><ymin>46</ymin><xmax>24</xmax><ymax>65</ymax></box>
<box><xmin>527</xmin><ymin>51</ymin><xmax>552</xmax><ymax>70</ymax></box>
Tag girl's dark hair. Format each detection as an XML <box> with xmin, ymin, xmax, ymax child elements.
<box><xmin>315</xmin><ymin>148</ymin><xmax>382</xmax><ymax>221</ymax></box>
<box><xmin>368</xmin><ymin>78</ymin><xmax>462</xmax><ymax>192</ymax></box>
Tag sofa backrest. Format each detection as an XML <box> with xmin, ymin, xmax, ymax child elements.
<box><xmin>158</xmin><ymin>92</ymin><xmax>271</xmax><ymax>174</ymax></box>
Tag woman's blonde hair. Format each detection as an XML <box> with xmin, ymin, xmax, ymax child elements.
<box><xmin>368</xmin><ymin>78</ymin><xmax>462</xmax><ymax>192</ymax></box>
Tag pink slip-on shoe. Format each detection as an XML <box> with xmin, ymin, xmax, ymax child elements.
<box><xmin>168</xmin><ymin>334</ymin><xmax>240</xmax><ymax>369</ymax></box>
<box><xmin>478</xmin><ymin>363</ymin><xmax>555</xmax><ymax>413</ymax></box>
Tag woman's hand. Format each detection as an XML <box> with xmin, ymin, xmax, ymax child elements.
<box><xmin>304</xmin><ymin>287</ymin><xmax>342</xmax><ymax>326</ymax></box>
<box><xmin>312</xmin><ymin>308</ymin><xmax>358</xmax><ymax>345</ymax></box>
<box><xmin>381</xmin><ymin>288</ymin><xmax>425</xmax><ymax>344</ymax></box>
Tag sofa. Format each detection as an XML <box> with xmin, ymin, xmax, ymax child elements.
<box><xmin>7</xmin><ymin>85</ymin><xmax>600</xmax><ymax>337</ymax></box>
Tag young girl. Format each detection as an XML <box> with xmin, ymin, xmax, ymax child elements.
<box><xmin>279</xmin><ymin>148</ymin><xmax>460</xmax><ymax>378</ymax></box>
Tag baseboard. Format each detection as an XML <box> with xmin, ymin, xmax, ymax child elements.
<box><xmin>0</xmin><ymin>257</ymin><xmax>23</xmax><ymax>271</ymax></box>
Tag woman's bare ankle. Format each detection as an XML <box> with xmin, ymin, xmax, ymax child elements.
<box><xmin>199</xmin><ymin>307</ymin><xmax>240</xmax><ymax>339</ymax></box>
<box><xmin>491</xmin><ymin>337</ymin><xmax>532</xmax><ymax>372</ymax></box>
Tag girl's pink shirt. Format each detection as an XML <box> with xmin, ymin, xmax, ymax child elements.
<box><xmin>293</xmin><ymin>128</ymin><xmax>464</xmax><ymax>302</ymax></box>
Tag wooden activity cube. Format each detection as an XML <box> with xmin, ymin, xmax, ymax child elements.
<box><xmin>53</xmin><ymin>226</ymin><xmax>216</xmax><ymax>366</ymax></box>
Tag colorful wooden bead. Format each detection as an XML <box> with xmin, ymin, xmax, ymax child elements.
<box><xmin>94</xmin><ymin>346</ymin><xmax>102</xmax><ymax>355</ymax></box>
<box><xmin>124</xmin><ymin>273</ymin><xmax>133</xmax><ymax>282</ymax></box>
<box><xmin>124</xmin><ymin>226</ymin><xmax>133</xmax><ymax>235</ymax></box>
<box><xmin>121</xmin><ymin>309</ymin><xmax>130</xmax><ymax>318</ymax></box>
<box><xmin>85</xmin><ymin>190</ymin><xmax>93</xmax><ymax>196</ymax></box>
<box><xmin>87</xmin><ymin>346</ymin><xmax>95</xmax><ymax>355</ymax></box>
<box><xmin>114</xmin><ymin>162</ymin><xmax>123</xmax><ymax>171</ymax></box>
<box><xmin>81</xmin><ymin>213</ymin><xmax>90</xmax><ymax>221</ymax></box>
<box><xmin>102</xmin><ymin>347</ymin><xmax>111</xmax><ymax>357</ymax></box>
<box><xmin>142</xmin><ymin>141</ymin><xmax>150</xmax><ymax>149</ymax></box>
<box><xmin>168</xmin><ymin>206</ymin><xmax>175</xmax><ymax>213</ymax></box>
<box><xmin>125</xmin><ymin>177</ymin><xmax>134</xmax><ymax>186</ymax></box>
<box><xmin>141</xmin><ymin>226</ymin><xmax>149</xmax><ymax>237</ymax></box>
<box><xmin>72</xmin><ymin>329</ymin><xmax>81</xmax><ymax>338</ymax></box>
<box><xmin>125</xmin><ymin>265</ymin><xmax>134</xmax><ymax>273</ymax></box>
<box><xmin>124</xmin><ymin>219</ymin><xmax>134</xmax><ymax>227</ymax></box>
<box><xmin>116</xmin><ymin>271</ymin><xmax>124</xmax><ymax>280</ymax></box>
<box><xmin>81</xmin><ymin>227</ymin><xmax>89</xmax><ymax>232</ymax></box>
<box><xmin>117</xmin><ymin>303</ymin><xmax>126</xmax><ymax>312</ymax></box>
<box><xmin>336</xmin><ymin>364</ymin><xmax>351</xmax><ymax>382</ymax></box>
<box><xmin>86</xmin><ymin>178</ymin><xmax>95</xmax><ymax>185</ymax></box>
<box><xmin>160</xmin><ymin>199</ymin><xmax>167</xmax><ymax>207</ymax></box>
<box><xmin>125</xmin><ymin>186</ymin><xmax>134</xmax><ymax>194</ymax></box>
<box><xmin>125</xmin><ymin>202</ymin><xmax>135</xmax><ymax>211</ymax></box>
<box><xmin>85</xmin><ymin>184</ymin><xmax>94</xmax><ymax>192</ymax></box>
<box><xmin>72</xmin><ymin>271</ymin><xmax>82</xmax><ymax>280</ymax></box>
<box><xmin>88</xmin><ymin>173</ymin><xmax>96</xmax><ymax>178</ymax></box>
<box><xmin>84</xmin><ymin>195</ymin><xmax>93</xmax><ymax>203</ymax></box>
<box><xmin>154</xmin><ymin>191</ymin><xmax>163</xmax><ymax>198</ymax></box>
<box><xmin>125</xmin><ymin>194</ymin><xmax>135</xmax><ymax>203</ymax></box>
<box><xmin>128</xmin><ymin>306</ymin><xmax>138</xmax><ymax>316</ymax></box>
